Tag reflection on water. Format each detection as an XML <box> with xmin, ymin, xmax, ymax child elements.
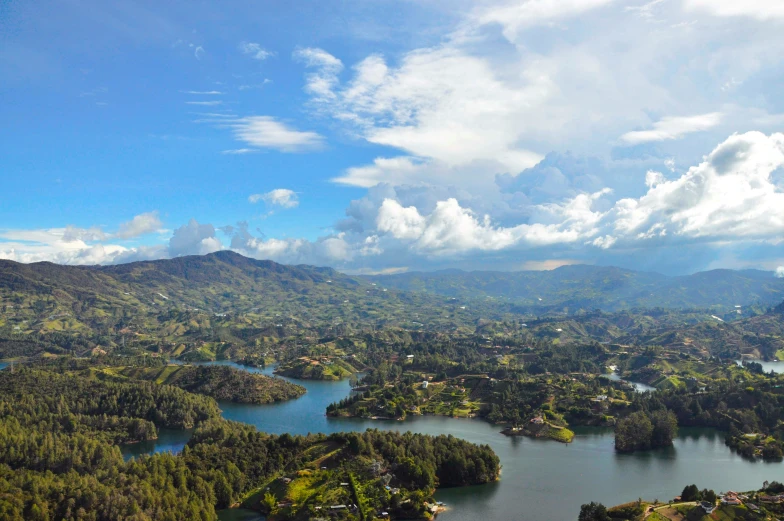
<box><xmin>123</xmin><ymin>361</ymin><xmax>784</xmax><ymax>521</ymax></box>
<box><xmin>121</xmin><ymin>428</ymin><xmax>193</xmax><ymax>460</ymax></box>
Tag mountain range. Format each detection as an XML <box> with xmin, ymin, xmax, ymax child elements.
<box><xmin>365</xmin><ymin>264</ymin><xmax>784</xmax><ymax>312</ymax></box>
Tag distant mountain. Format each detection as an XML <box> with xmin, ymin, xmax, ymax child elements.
<box><xmin>364</xmin><ymin>264</ymin><xmax>784</xmax><ymax>311</ymax></box>
<box><xmin>0</xmin><ymin>252</ymin><xmax>502</xmax><ymax>349</ymax></box>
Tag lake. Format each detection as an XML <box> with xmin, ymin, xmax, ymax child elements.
<box><xmin>120</xmin><ymin>361</ymin><xmax>784</xmax><ymax>520</ymax></box>
<box><xmin>736</xmin><ymin>359</ymin><xmax>784</xmax><ymax>374</ymax></box>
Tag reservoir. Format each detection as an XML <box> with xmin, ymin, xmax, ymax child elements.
<box><xmin>117</xmin><ymin>360</ymin><xmax>784</xmax><ymax>519</ymax></box>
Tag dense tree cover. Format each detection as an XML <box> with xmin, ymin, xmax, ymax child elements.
<box><xmin>615</xmin><ymin>410</ymin><xmax>678</xmax><ymax>453</ymax></box>
<box><xmin>0</xmin><ymin>367</ymin><xmax>499</xmax><ymax>520</ymax></box>
<box><xmin>129</xmin><ymin>365</ymin><xmax>306</xmax><ymax>404</ymax></box>
<box><xmin>0</xmin><ymin>369</ymin><xmax>220</xmax><ymax>430</ymax></box>
<box><xmin>26</xmin><ymin>355</ymin><xmax>305</xmax><ymax>405</ymax></box>
<box><xmin>625</xmin><ymin>373</ymin><xmax>784</xmax><ymax>459</ymax></box>
<box><xmin>579</xmin><ymin>502</ymin><xmax>611</xmax><ymax>521</ymax></box>
<box><xmin>679</xmin><ymin>484</ymin><xmax>717</xmax><ymax>503</ymax></box>
<box><xmin>331</xmin><ymin>430</ymin><xmax>500</xmax><ymax>488</ymax></box>
<box><xmin>0</xmin><ymin>457</ymin><xmax>217</xmax><ymax>521</ymax></box>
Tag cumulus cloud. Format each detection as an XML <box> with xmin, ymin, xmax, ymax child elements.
<box><xmin>290</xmin><ymin>0</ymin><xmax>784</xmax><ymax>194</ymax></box>
<box><xmin>0</xmin><ymin>229</ymin><xmax>158</xmax><ymax>265</ymax></box>
<box><xmin>608</xmin><ymin>131</ymin><xmax>784</xmax><ymax>241</ymax></box>
<box><xmin>115</xmin><ymin>211</ymin><xmax>162</xmax><ymax>239</ymax></box>
<box><xmin>248</xmin><ymin>189</ymin><xmax>299</xmax><ymax>208</ymax></box>
<box><xmin>239</xmin><ymin>42</ymin><xmax>274</xmax><ymax>61</ymax></box>
<box><xmin>224</xmin><ymin>116</ymin><xmax>323</xmax><ymax>152</ymax></box>
<box><xmin>376</xmin><ymin>192</ymin><xmax>608</xmax><ymax>256</ymax></box>
<box><xmin>229</xmin><ymin>222</ymin><xmax>357</xmax><ymax>265</ymax></box>
<box><xmin>168</xmin><ymin>219</ymin><xmax>223</xmax><ymax>257</ymax></box>
<box><xmin>4</xmin><ymin>133</ymin><xmax>784</xmax><ymax>273</ymax></box>
<box><xmin>620</xmin><ymin>113</ymin><xmax>723</xmax><ymax>145</ymax></box>
<box><xmin>776</xmin><ymin>266</ymin><xmax>784</xmax><ymax>278</ymax></box>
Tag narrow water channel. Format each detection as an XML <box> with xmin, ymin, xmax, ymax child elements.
<box><xmin>121</xmin><ymin>361</ymin><xmax>784</xmax><ymax>520</ymax></box>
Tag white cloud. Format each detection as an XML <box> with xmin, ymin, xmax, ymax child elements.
<box><xmin>332</xmin><ymin>157</ymin><xmax>427</xmax><ymax>188</ymax></box>
<box><xmin>293</xmin><ymin>47</ymin><xmax>344</xmax><ymax>103</ymax></box>
<box><xmin>224</xmin><ymin>116</ymin><xmax>323</xmax><ymax>152</ymax></box>
<box><xmin>776</xmin><ymin>266</ymin><xmax>784</xmax><ymax>277</ymax></box>
<box><xmin>472</xmin><ymin>0</ymin><xmax>617</xmax><ymax>41</ymax></box>
<box><xmin>168</xmin><ymin>219</ymin><xmax>223</xmax><ymax>257</ymax></box>
<box><xmin>239</xmin><ymin>42</ymin><xmax>274</xmax><ymax>60</ymax></box>
<box><xmin>115</xmin><ymin>211</ymin><xmax>162</xmax><ymax>239</ymax></box>
<box><xmin>683</xmin><ymin>0</ymin><xmax>784</xmax><ymax>20</ymax></box>
<box><xmin>303</xmin><ymin>47</ymin><xmax>546</xmax><ymax>175</ymax></box>
<box><xmin>186</xmin><ymin>100</ymin><xmax>223</xmax><ymax>106</ymax></box>
<box><xmin>4</xmin><ymin>133</ymin><xmax>784</xmax><ymax>272</ymax></box>
<box><xmin>376</xmin><ymin>192</ymin><xmax>607</xmax><ymax>256</ymax></box>
<box><xmin>248</xmin><ymin>189</ymin><xmax>299</xmax><ymax>208</ymax></box>
<box><xmin>194</xmin><ymin>46</ymin><xmax>204</xmax><ymax>60</ymax></box>
<box><xmin>620</xmin><ymin>113</ymin><xmax>723</xmax><ymax>145</ymax></box>
<box><xmin>610</xmin><ymin>131</ymin><xmax>784</xmax><ymax>240</ymax></box>
<box><xmin>290</xmin><ymin>0</ymin><xmax>784</xmax><ymax>194</ymax></box>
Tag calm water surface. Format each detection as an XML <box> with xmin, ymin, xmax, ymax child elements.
<box><xmin>123</xmin><ymin>361</ymin><xmax>784</xmax><ymax>521</ymax></box>
<box><xmin>736</xmin><ymin>359</ymin><xmax>784</xmax><ymax>374</ymax></box>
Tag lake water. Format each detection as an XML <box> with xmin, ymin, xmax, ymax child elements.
<box><xmin>736</xmin><ymin>359</ymin><xmax>784</xmax><ymax>374</ymax></box>
<box><xmin>123</xmin><ymin>361</ymin><xmax>784</xmax><ymax>521</ymax></box>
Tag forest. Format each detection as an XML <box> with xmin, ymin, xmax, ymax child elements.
<box><xmin>0</xmin><ymin>365</ymin><xmax>499</xmax><ymax>520</ymax></box>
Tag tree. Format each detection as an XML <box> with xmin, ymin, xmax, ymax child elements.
<box><xmin>615</xmin><ymin>411</ymin><xmax>653</xmax><ymax>452</ymax></box>
<box><xmin>262</xmin><ymin>492</ymin><xmax>277</xmax><ymax>513</ymax></box>
<box><xmin>680</xmin><ymin>484</ymin><xmax>700</xmax><ymax>502</ymax></box>
<box><xmin>579</xmin><ymin>502</ymin><xmax>611</xmax><ymax>521</ymax></box>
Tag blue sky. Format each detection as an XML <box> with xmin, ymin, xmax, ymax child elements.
<box><xmin>2</xmin><ymin>0</ymin><xmax>784</xmax><ymax>276</ymax></box>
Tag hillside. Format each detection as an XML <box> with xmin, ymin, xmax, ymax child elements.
<box><xmin>0</xmin><ymin>251</ymin><xmax>506</xmax><ymax>358</ymax></box>
<box><xmin>366</xmin><ymin>265</ymin><xmax>784</xmax><ymax>312</ymax></box>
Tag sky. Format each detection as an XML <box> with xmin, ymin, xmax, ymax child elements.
<box><xmin>1</xmin><ymin>0</ymin><xmax>784</xmax><ymax>276</ymax></box>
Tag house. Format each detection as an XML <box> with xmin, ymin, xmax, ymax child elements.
<box><xmin>747</xmin><ymin>503</ymin><xmax>759</xmax><ymax>512</ymax></box>
<box><xmin>531</xmin><ymin>416</ymin><xmax>544</xmax><ymax>425</ymax></box>
<box><xmin>700</xmin><ymin>502</ymin><xmax>716</xmax><ymax>514</ymax></box>
<box><xmin>422</xmin><ymin>381</ymin><xmax>429</xmax><ymax>389</ymax></box>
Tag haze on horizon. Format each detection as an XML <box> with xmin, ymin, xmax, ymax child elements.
<box><xmin>2</xmin><ymin>0</ymin><xmax>784</xmax><ymax>276</ymax></box>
